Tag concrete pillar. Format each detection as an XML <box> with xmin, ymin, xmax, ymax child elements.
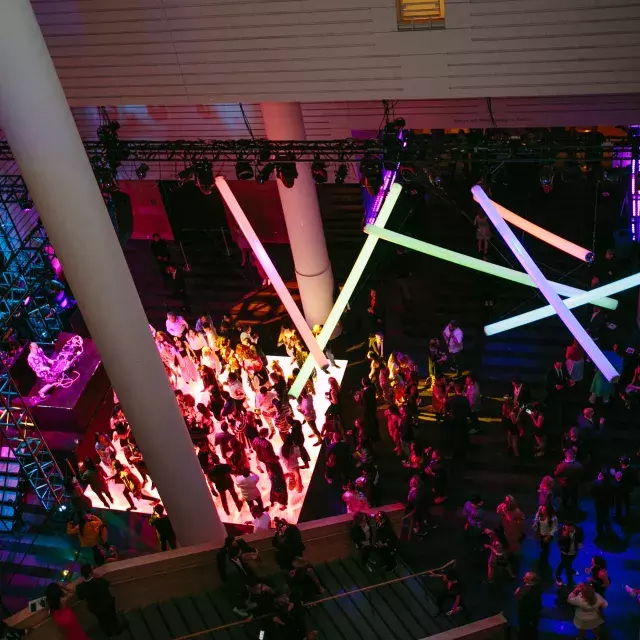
<box><xmin>0</xmin><ymin>0</ymin><xmax>225</xmax><ymax>547</ymax></box>
<box><xmin>261</xmin><ymin>102</ymin><xmax>334</xmax><ymax>326</ymax></box>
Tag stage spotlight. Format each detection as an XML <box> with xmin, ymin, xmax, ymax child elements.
<box><xmin>399</xmin><ymin>163</ymin><xmax>416</xmax><ymax>180</ymax></box>
<box><xmin>360</xmin><ymin>157</ymin><xmax>383</xmax><ymax>195</ymax></box>
<box><xmin>276</xmin><ymin>157</ymin><xmax>298</xmax><ymax>188</ymax></box>
<box><xmin>312</xmin><ymin>158</ymin><xmax>328</xmax><ymax>185</ymax></box>
<box><xmin>18</xmin><ymin>194</ymin><xmax>34</xmax><ymax>211</ymax></box>
<box><xmin>256</xmin><ymin>163</ymin><xmax>274</xmax><ymax>184</ymax></box>
<box><xmin>235</xmin><ymin>159</ymin><xmax>254</xmax><ymax>181</ymax></box>
<box><xmin>135</xmin><ymin>163</ymin><xmax>149</xmax><ymax>179</ymax></box>
<box><xmin>195</xmin><ymin>161</ymin><xmax>214</xmax><ymax>195</ymax></box>
<box><xmin>335</xmin><ymin>164</ymin><xmax>348</xmax><ymax>185</ymax></box>
<box><xmin>177</xmin><ymin>166</ymin><xmax>194</xmax><ymax>186</ymax></box>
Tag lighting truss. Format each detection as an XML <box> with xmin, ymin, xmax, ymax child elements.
<box><xmin>289</xmin><ymin>183</ymin><xmax>403</xmax><ymax>398</ymax></box>
<box><xmin>473</xmin><ymin>185</ymin><xmax>620</xmax><ymax>382</ymax></box>
<box><xmin>0</xmin><ymin>134</ymin><xmax>635</xmax><ymax>167</ymax></box>
<box><xmin>215</xmin><ymin>177</ymin><xmax>328</xmax><ymax>369</ymax></box>
<box><xmin>0</xmin><ymin>360</ymin><xmax>66</xmax><ymax>511</ymax></box>
<box><xmin>0</xmin><ymin>175</ymin><xmax>29</xmax><ymax>203</ymax></box>
<box><xmin>0</xmin><ymin>176</ymin><xmax>66</xmax><ymax>512</ymax></box>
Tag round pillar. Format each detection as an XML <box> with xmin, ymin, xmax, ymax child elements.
<box><xmin>261</xmin><ymin>102</ymin><xmax>334</xmax><ymax>326</ymax></box>
<box><xmin>0</xmin><ymin>0</ymin><xmax>225</xmax><ymax>547</ymax></box>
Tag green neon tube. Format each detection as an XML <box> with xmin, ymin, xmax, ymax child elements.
<box><xmin>363</xmin><ymin>226</ymin><xmax>617</xmax><ymax>310</ymax></box>
<box><xmin>486</xmin><ymin>272</ymin><xmax>640</xmax><ymax>335</ymax></box>
<box><xmin>289</xmin><ymin>183</ymin><xmax>403</xmax><ymax>398</ymax></box>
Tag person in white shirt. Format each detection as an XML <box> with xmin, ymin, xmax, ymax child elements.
<box><xmin>442</xmin><ymin>320</ymin><xmax>464</xmax><ymax>372</ymax></box>
<box><xmin>186</xmin><ymin>328</ymin><xmax>207</xmax><ymax>354</ymax></box>
<box><xmin>250</xmin><ymin>505</ymin><xmax>272</xmax><ymax>532</ymax></box>
<box><xmin>166</xmin><ymin>312</ymin><xmax>188</xmax><ymax>338</ymax></box>
<box><xmin>255</xmin><ymin>385</ymin><xmax>277</xmax><ymax>435</ymax></box>
<box><xmin>235</xmin><ymin>468</ymin><xmax>263</xmax><ymax>510</ymax></box>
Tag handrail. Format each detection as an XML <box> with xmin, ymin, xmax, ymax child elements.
<box><xmin>172</xmin><ymin>559</ymin><xmax>457</xmax><ymax>640</ymax></box>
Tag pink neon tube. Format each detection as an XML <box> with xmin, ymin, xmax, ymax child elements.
<box><xmin>486</xmin><ymin>198</ymin><xmax>594</xmax><ymax>263</ymax></box>
<box><xmin>215</xmin><ymin>177</ymin><xmax>329</xmax><ymax>369</ymax></box>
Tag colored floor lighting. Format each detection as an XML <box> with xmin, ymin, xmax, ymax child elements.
<box><xmin>486</xmin><ymin>198</ymin><xmax>594</xmax><ymax>263</ymax></box>
<box><xmin>289</xmin><ymin>183</ymin><xmax>403</xmax><ymax>398</ymax></box>
<box><xmin>363</xmin><ymin>226</ymin><xmax>617</xmax><ymax>310</ymax></box>
<box><xmin>215</xmin><ymin>177</ymin><xmax>328</xmax><ymax>370</ymax></box>
<box><xmin>84</xmin><ymin>355</ymin><xmax>346</xmax><ymax>524</ymax></box>
<box><xmin>473</xmin><ymin>185</ymin><xmax>620</xmax><ymax>383</ymax></box>
<box><xmin>485</xmin><ymin>272</ymin><xmax>640</xmax><ymax>335</ymax></box>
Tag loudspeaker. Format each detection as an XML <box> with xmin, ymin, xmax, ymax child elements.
<box><xmin>110</xmin><ymin>191</ymin><xmax>133</xmax><ymax>246</ymax></box>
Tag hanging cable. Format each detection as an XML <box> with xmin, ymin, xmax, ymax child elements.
<box><xmin>239</xmin><ymin>103</ymin><xmax>255</xmax><ymax>139</ymax></box>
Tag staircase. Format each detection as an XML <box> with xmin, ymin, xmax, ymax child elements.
<box><xmin>0</xmin><ymin>445</ymin><xmax>22</xmax><ymax>532</ymax></box>
<box><xmin>86</xmin><ymin>557</ymin><xmax>461</xmax><ymax>640</ymax></box>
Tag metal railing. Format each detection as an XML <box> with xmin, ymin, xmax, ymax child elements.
<box><xmin>397</xmin><ymin>0</ymin><xmax>445</xmax><ymax>29</ymax></box>
<box><xmin>171</xmin><ymin>559</ymin><xmax>457</xmax><ymax>640</ymax></box>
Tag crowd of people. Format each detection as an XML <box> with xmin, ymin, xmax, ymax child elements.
<box><xmin>69</xmin><ymin>308</ymin><xmax>344</xmax><ymax>531</ymax></box>
<box><xmin>15</xmin><ymin>230</ymin><xmax>639</xmax><ymax>640</ymax></box>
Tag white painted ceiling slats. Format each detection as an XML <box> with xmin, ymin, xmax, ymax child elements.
<box><xmin>25</xmin><ymin>0</ymin><xmax>640</xmax><ymax>104</ymax></box>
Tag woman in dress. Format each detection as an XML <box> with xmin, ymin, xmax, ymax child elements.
<box><xmin>281</xmin><ymin>433</ymin><xmax>303</xmax><ymax>493</ymax></box>
<box><xmin>173</xmin><ymin>337</ymin><xmax>198</xmax><ymax>384</ymax></box>
<box><xmin>267</xmin><ymin>460</ymin><xmax>289</xmax><ymax>511</ymax></box>
<box><xmin>46</xmin><ymin>582</ymin><xmax>89</xmax><ymax>640</ymax></box>
<box><xmin>501</xmin><ymin>397</ymin><xmax>522</xmax><ymax>458</ymax></box>
<box><xmin>325</xmin><ymin>377</ymin><xmax>342</xmax><ymax>422</ymax></box>
<box><xmin>155</xmin><ymin>330</ymin><xmax>179</xmax><ymax>383</ymax></box>
<box><xmin>567</xmin><ymin>583</ymin><xmax>607</xmax><ymax>639</ymax></box>
<box><xmin>473</xmin><ymin>210</ymin><xmax>492</xmax><ymax>257</ymax></box>
<box><xmin>484</xmin><ymin>525</ymin><xmax>514</xmax><ymax>582</ymax></box>
<box><xmin>496</xmin><ymin>495</ymin><xmax>525</xmax><ymax>553</ymax></box>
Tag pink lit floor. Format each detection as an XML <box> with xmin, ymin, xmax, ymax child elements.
<box><xmin>84</xmin><ymin>355</ymin><xmax>346</xmax><ymax>526</ymax></box>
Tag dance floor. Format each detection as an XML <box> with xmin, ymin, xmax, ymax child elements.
<box><xmin>84</xmin><ymin>355</ymin><xmax>346</xmax><ymax>526</ymax></box>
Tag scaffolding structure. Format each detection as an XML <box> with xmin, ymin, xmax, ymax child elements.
<box><xmin>0</xmin><ymin>175</ymin><xmax>66</xmax><ymax>511</ymax></box>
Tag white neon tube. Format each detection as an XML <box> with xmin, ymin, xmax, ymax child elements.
<box><xmin>485</xmin><ymin>198</ymin><xmax>595</xmax><ymax>263</ymax></box>
<box><xmin>289</xmin><ymin>183</ymin><xmax>403</xmax><ymax>398</ymax></box>
<box><xmin>473</xmin><ymin>185</ymin><xmax>620</xmax><ymax>383</ymax></box>
<box><xmin>215</xmin><ymin>177</ymin><xmax>328</xmax><ymax>369</ymax></box>
<box><xmin>485</xmin><ymin>272</ymin><xmax>640</xmax><ymax>335</ymax></box>
<box><xmin>364</xmin><ymin>225</ymin><xmax>617</xmax><ymax>310</ymax></box>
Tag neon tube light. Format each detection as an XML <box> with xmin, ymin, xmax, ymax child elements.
<box><xmin>365</xmin><ymin>169</ymin><xmax>396</xmax><ymax>225</ymax></box>
<box><xmin>486</xmin><ymin>198</ymin><xmax>594</xmax><ymax>263</ymax></box>
<box><xmin>485</xmin><ymin>272</ymin><xmax>640</xmax><ymax>335</ymax></box>
<box><xmin>632</xmin><ymin>158</ymin><xmax>638</xmax><ymax>241</ymax></box>
<box><xmin>215</xmin><ymin>177</ymin><xmax>328</xmax><ymax>369</ymax></box>
<box><xmin>363</xmin><ymin>226</ymin><xmax>617</xmax><ymax>310</ymax></box>
<box><xmin>473</xmin><ymin>185</ymin><xmax>620</xmax><ymax>383</ymax></box>
<box><xmin>289</xmin><ymin>183</ymin><xmax>403</xmax><ymax>398</ymax></box>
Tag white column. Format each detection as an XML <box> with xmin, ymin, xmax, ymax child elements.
<box><xmin>0</xmin><ymin>0</ymin><xmax>225</xmax><ymax>547</ymax></box>
<box><xmin>261</xmin><ymin>102</ymin><xmax>334</xmax><ymax>327</ymax></box>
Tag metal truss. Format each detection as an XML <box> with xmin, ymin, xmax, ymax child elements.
<box><xmin>0</xmin><ymin>134</ymin><xmax>636</xmax><ymax>166</ymax></box>
<box><xmin>0</xmin><ymin>361</ymin><xmax>65</xmax><ymax>511</ymax></box>
<box><xmin>0</xmin><ymin>176</ymin><xmax>66</xmax><ymax>512</ymax></box>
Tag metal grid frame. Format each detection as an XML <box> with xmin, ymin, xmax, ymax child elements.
<box><xmin>0</xmin><ymin>175</ymin><xmax>66</xmax><ymax>511</ymax></box>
